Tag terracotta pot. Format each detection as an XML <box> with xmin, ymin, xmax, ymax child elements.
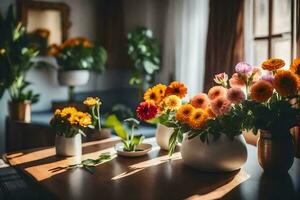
<box><xmin>258</xmin><ymin>130</ymin><xmax>294</xmax><ymax>173</ymax></box>
<box><xmin>8</xmin><ymin>101</ymin><xmax>31</xmax><ymax>122</ymax></box>
<box><xmin>55</xmin><ymin>134</ymin><xmax>82</xmax><ymax>157</ymax></box>
<box><xmin>155</xmin><ymin>124</ymin><xmax>174</xmax><ymax>150</ymax></box>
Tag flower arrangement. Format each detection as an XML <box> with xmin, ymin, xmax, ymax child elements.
<box><xmin>83</xmin><ymin>97</ymin><xmax>102</xmax><ymax>131</ymax></box>
<box><xmin>48</xmin><ymin>37</ymin><xmax>107</xmax><ymax>73</ymax></box>
<box><xmin>50</xmin><ymin>107</ymin><xmax>92</xmax><ymax>137</ymax></box>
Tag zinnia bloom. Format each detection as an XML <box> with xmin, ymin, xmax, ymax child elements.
<box><xmin>176</xmin><ymin>104</ymin><xmax>194</xmax><ymax>123</ymax></box>
<box><xmin>188</xmin><ymin>109</ymin><xmax>207</xmax><ymax>129</ymax></box>
<box><xmin>205</xmin><ymin>107</ymin><xmax>216</xmax><ymax>119</ymax></box>
<box><xmin>144</xmin><ymin>87</ymin><xmax>161</xmax><ymax>104</ymax></box>
<box><xmin>47</xmin><ymin>44</ymin><xmax>60</xmax><ymax>56</ymax></box>
<box><xmin>213</xmin><ymin>72</ymin><xmax>228</xmax><ymax>85</ymax></box>
<box><xmin>152</xmin><ymin>84</ymin><xmax>167</xmax><ymax>98</ymax></box>
<box><xmin>60</xmin><ymin>107</ymin><xmax>77</xmax><ymax>117</ymax></box>
<box><xmin>235</xmin><ymin>62</ymin><xmax>253</xmax><ymax>74</ymax></box>
<box><xmin>136</xmin><ymin>102</ymin><xmax>158</xmax><ymax>121</ymax></box>
<box><xmin>262</xmin><ymin>58</ymin><xmax>285</xmax><ymax>71</ymax></box>
<box><xmin>210</xmin><ymin>96</ymin><xmax>231</xmax><ymax>116</ymax></box>
<box><xmin>190</xmin><ymin>93</ymin><xmax>210</xmax><ymax>109</ymax></box>
<box><xmin>290</xmin><ymin>58</ymin><xmax>300</xmax><ymax>77</ymax></box>
<box><xmin>165</xmin><ymin>81</ymin><xmax>187</xmax><ymax>98</ymax></box>
<box><xmin>83</xmin><ymin>97</ymin><xmax>101</xmax><ymax>107</ymax></box>
<box><xmin>273</xmin><ymin>70</ymin><xmax>298</xmax><ymax>97</ymax></box>
<box><xmin>227</xmin><ymin>87</ymin><xmax>245</xmax><ymax>104</ymax></box>
<box><xmin>229</xmin><ymin>73</ymin><xmax>246</xmax><ymax>88</ymax></box>
<box><xmin>250</xmin><ymin>80</ymin><xmax>273</xmax><ymax>102</ymax></box>
<box><xmin>164</xmin><ymin>95</ymin><xmax>181</xmax><ymax>110</ymax></box>
<box><xmin>208</xmin><ymin>86</ymin><xmax>227</xmax><ymax>100</ymax></box>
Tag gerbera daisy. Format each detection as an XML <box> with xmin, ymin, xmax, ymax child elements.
<box><xmin>274</xmin><ymin>70</ymin><xmax>298</xmax><ymax>97</ymax></box>
<box><xmin>250</xmin><ymin>80</ymin><xmax>273</xmax><ymax>102</ymax></box>
<box><xmin>208</xmin><ymin>86</ymin><xmax>227</xmax><ymax>100</ymax></box>
<box><xmin>290</xmin><ymin>58</ymin><xmax>300</xmax><ymax>77</ymax></box>
<box><xmin>152</xmin><ymin>84</ymin><xmax>167</xmax><ymax>98</ymax></box>
<box><xmin>229</xmin><ymin>73</ymin><xmax>246</xmax><ymax>88</ymax></box>
<box><xmin>188</xmin><ymin>108</ymin><xmax>207</xmax><ymax>129</ymax></box>
<box><xmin>190</xmin><ymin>93</ymin><xmax>210</xmax><ymax>109</ymax></box>
<box><xmin>227</xmin><ymin>87</ymin><xmax>245</xmax><ymax>104</ymax></box>
<box><xmin>144</xmin><ymin>88</ymin><xmax>161</xmax><ymax>104</ymax></box>
<box><xmin>136</xmin><ymin>102</ymin><xmax>158</xmax><ymax>121</ymax></box>
<box><xmin>262</xmin><ymin>58</ymin><xmax>285</xmax><ymax>71</ymax></box>
<box><xmin>210</xmin><ymin>96</ymin><xmax>231</xmax><ymax>116</ymax></box>
<box><xmin>205</xmin><ymin>107</ymin><xmax>216</xmax><ymax>119</ymax></box>
<box><xmin>165</xmin><ymin>81</ymin><xmax>187</xmax><ymax>98</ymax></box>
<box><xmin>83</xmin><ymin>97</ymin><xmax>101</xmax><ymax>107</ymax></box>
<box><xmin>176</xmin><ymin>104</ymin><xmax>194</xmax><ymax>123</ymax></box>
<box><xmin>163</xmin><ymin>95</ymin><xmax>182</xmax><ymax>110</ymax></box>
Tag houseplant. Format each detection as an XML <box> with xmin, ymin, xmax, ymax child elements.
<box><xmin>242</xmin><ymin>58</ymin><xmax>300</xmax><ymax>173</ymax></box>
<box><xmin>127</xmin><ymin>26</ymin><xmax>160</xmax><ymax>98</ymax></box>
<box><xmin>0</xmin><ymin>5</ymin><xmax>40</xmax><ymax>122</ymax></box>
<box><xmin>50</xmin><ymin>106</ymin><xmax>92</xmax><ymax>156</ymax></box>
<box><xmin>48</xmin><ymin>37</ymin><xmax>107</xmax><ymax>101</ymax></box>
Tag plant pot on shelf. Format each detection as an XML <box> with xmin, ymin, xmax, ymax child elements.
<box><xmin>8</xmin><ymin>101</ymin><xmax>31</xmax><ymax>122</ymax></box>
<box><xmin>84</xmin><ymin>128</ymin><xmax>112</xmax><ymax>141</ymax></box>
<box><xmin>155</xmin><ymin>123</ymin><xmax>174</xmax><ymax>150</ymax></box>
<box><xmin>258</xmin><ymin>130</ymin><xmax>294</xmax><ymax>174</ymax></box>
<box><xmin>57</xmin><ymin>70</ymin><xmax>90</xmax><ymax>86</ymax></box>
<box><xmin>55</xmin><ymin>134</ymin><xmax>82</xmax><ymax>157</ymax></box>
<box><xmin>181</xmin><ymin>134</ymin><xmax>248</xmax><ymax>172</ymax></box>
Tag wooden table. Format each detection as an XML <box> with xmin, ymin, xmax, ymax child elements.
<box><xmin>4</xmin><ymin>137</ymin><xmax>300</xmax><ymax>200</ymax></box>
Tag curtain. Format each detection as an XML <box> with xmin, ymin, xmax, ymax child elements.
<box><xmin>174</xmin><ymin>0</ymin><xmax>209</xmax><ymax>96</ymax></box>
<box><xmin>204</xmin><ymin>0</ymin><xmax>244</xmax><ymax>92</ymax></box>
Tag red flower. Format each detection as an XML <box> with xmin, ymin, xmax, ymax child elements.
<box><xmin>136</xmin><ymin>102</ymin><xmax>158</xmax><ymax>121</ymax></box>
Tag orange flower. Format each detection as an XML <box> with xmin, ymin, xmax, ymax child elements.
<box><xmin>83</xmin><ymin>97</ymin><xmax>101</xmax><ymax>107</ymax></box>
<box><xmin>176</xmin><ymin>104</ymin><xmax>194</xmax><ymax>123</ymax></box>
<box><xmin>208</xmin><ymin>86</ymin><xmax>227</xmax><ymax>100</ymax></box>
<box><xmin>210</xmin><ymin>96</ymin><xmax>231</xmax><ymax>116</ymax></box>
<box><xmin>165</xmin><ymin>81</ymin><xmax>187</xmax><ymax>98</ymax></box>
<box><xmin>205</xmin><ymin>107</ymin><xmax>216</xmax><ymax>119</ymax></box>
<box><xmin>190</xmin><ymin>93</ymin><xmax>210</xmax><ymax>109</ymax></box>
<box><xmin>188</xmin><ymin>108</ymin><xmax>207</xmax><ymax>129</ymax></box>
<box><xmin>144</xmin><ymin>87</ymin><xmax>161</xmax><ymax>104</ymax></box>
<box><xmin>274</xmin><ymin>70</ymin><xmax>298</xmax><ymax>97</ymax></box>
<box><xmin>152</xmin><ymin>84</ymin><xmax>167</xmax><ymax>98</ymax></box>
<box><xmin>290</xmin><ymin>58</ymin><xmax>300</xmax><ymax>77</ymax></box>
<box><xmin>229</xmin><ymin>73</ymin><xmax>246</xmax><ymax>88</ymax></box>
<box><xmin>262</xmin><ymin>58</ymin><xmax>285</xmax><ymax>71</ymax></box>
<box><xmin>250</xmin><ymin>80</ymin><xmax>273</xmax><ymax>102</ymax></box>
<box><xmin>47</xmin><ymin>44</ymin><xmax>60</xmax><ymax>56</ymax></box>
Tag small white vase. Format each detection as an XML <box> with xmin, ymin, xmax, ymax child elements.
<box><xmin>155</xmin><ymin>124</ymin><xmax>174</xmax><ymax>150</ymax></box>
<box><xmin>181</xmin><ymin>134</ymin><xmax>248</xmax><ymax>172</ymax></box>
<box><xmin>55</xmin><ymin>134</ymin><xmax>82</xmax><ymax>156</ymax></box>
<box><xmin>57</xmin><ymin>70</ymin><xmax>90</xmax><ymax>86</ymax></box>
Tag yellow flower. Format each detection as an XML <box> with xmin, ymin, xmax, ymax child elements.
<box><xmin>163</xmin><ymin>95</ymin><xmax>181</xmax><ymax>110</ymax></box>
<box><xmin>176</xmin><ymin>104</ymin><xmax>194</xmax><ymax>123</ymax></box>
<box><xmin>144</xmin><ymin>87</ymin><xmax>161</xmax><ymax>104</ymax></box>
<box><xmin>274</xmin><ymin>70</ymin><xmax>298</xmax><ymax>97</ymax></box>
<box><xmin>60</xmin><ymin>107</ymin><xmax>77</xmax><ymax>117</ymax></box>
<box><xmin>0</xmin><ymin>48</ymin><xmax>6</xmax><ymax>55</ymax></box>
<box><xmin>67</xmin><ymin>111</ymin><xmax>92</xmax><ymax>127</ymax></box>
<box><xmin>54</xmin><ymin>109</ymin><xmax>61</xmax><ymax>116</ymax></box>
<box><xmin>188</xmin><ymin>108</ymin><xmax>207</xmax><ymax>129</ymax></box>
<box><xmin>262</xmin><ymin>58</ymin><xmax>285</xmax><ymax>71</ymax></box>
<box><xmin>83</xmin><ymin>97</ymin><xmax>101</xmax><ymax>107</ymax></box>
<box><xmin>152</xmin><ymin>84</ymin><xmax>167</xmax><ymax>98</ymax></box>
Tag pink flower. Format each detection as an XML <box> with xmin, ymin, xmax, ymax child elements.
<box><xmin>252</xmin><ymin>67</ymin><xmax>263</xmax><ymax>82</ymax></box>
<box><xmin>235</xmin><ymin>62</ymin><xmax>254</xmax><ymax>74</ymax></box>
<box><xmin>227</xmin><ymin>87</ymin><xmax>245</xmax><ymax>104</ymax></box>
<box><xmin>208</xmin><ymin>86</ymin><xmax>227</xmax><ymax>100</ymax></box>
<box><xmin>229</xmin><ymin>73</ymin><xmax>246</xmax><ymax>88</ymax></box>
<box><xmin>261</xmin><ymin>74</ymin><xmax>274</xmax><ymax>84</ymax></box>
<box><xmin>213</xmin><ymin>72</ymin><xmax>228</xmax><ymax>85</ymax></box>
<box><xmin>136</xmin><ymin>102</ymin><xmax>158</xmax><ymax>121</ymax></box>
<box><xmin>210</xmin><ymin>96</ymin><xmax>231</xmax><ymax>116</ymax></box>
<box><xmin>190</xmin><ymin>93</ymin><xmax>210</xmax><ymax>109</ymax></box>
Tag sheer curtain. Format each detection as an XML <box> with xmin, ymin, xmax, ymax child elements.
<box><xmin>173</xmin><ymin>0</ymin><xmax>209</xmax><ymax>96</ymax></box>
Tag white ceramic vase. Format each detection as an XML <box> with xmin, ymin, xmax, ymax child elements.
<box><xmin>55</xmin><ymin>134</ymin><xmax>82</xmax><ymax>157</ymax></box>
<box><xmin>181</xmin><ymin>134</ymin><xmax>248</xmax><ymax>172</ymax></box>
<box><xmin>155</xmin><ymin>124</ymin><xmax>174</xmax><ymax>150</ymax></box>
<box><xmin>57</xmin><ymin>70</ymin><xmax>90</xmax><ymax>86</ymax></box>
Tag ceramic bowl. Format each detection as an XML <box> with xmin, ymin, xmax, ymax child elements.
<box><xmin>115</xmin><ymin>143</ymin><xmax>152</xmax><ymax>157</ymax></box>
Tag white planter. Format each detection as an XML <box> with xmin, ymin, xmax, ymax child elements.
<box><xmin>155</xmin><ymin>124</ymin><xmax>174</xmax><ymax>150</ymax></box>
<box><xmin>57</xmin><ymin>70</ymin><xmax>90</xmax><ymax>86</ymax></box>
<box><xmin>181</xmin><ymin>134</ymin><xmax>248</xmax><ymax>172</ymax></box>
<box><xmin>55</xmin><ymin>134</ymin><xmax>82</xmax><ymax>157</ymax></box>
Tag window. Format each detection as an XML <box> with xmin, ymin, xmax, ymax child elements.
<box><xmin>252</xmin><ymin>0</ymin><xmax>295</xmax><ymax>66</ymax></box>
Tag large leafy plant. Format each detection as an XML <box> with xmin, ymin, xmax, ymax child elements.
<box><xmin>0</xmin><ymin>5</ymin><xmax>40</xmax><ymax>103</ymax></box>
<box><xmin>127</xmin><ymin>26</ymin><xmax>160</xmax><ymax>94</ymax></box>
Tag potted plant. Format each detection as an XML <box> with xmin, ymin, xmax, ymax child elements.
<box><xmin>0</xmin><ymin>5</ymin><xmax>40</xmax><ymax>122</ymax></box>
<box><xmin>50</xmin><ymin>106</ymin><xmax>92</xmax><ymax>156</ymax></box>
<box><xmin>242</xmin><ymin>58</ymin><xmax>300</xmax><ymax>173</ymax></box>
<box><xmin>105</xmin><ymin>115</ymin><xmax>152</xmax><ymax>157</ymax></box>
<box><xmin>127</xmin><ymin>26</ymin><xmax>160</xmax><ymax>98</ymax></box>
<box><xmin>48</xmin><ymin>37</ymin><xmax>107</xmax><ymax>101</ymax></box>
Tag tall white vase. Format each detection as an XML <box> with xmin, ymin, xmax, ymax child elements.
<box><xmin>181</xmin><ymin>134</ymin><xmax>248</xmax><ymax>172</ymax></box>
<box><xmin>55</xmin><ymin>134</ymin><xmax>82</xmax><ymax>157</ymax></box>
<box><xmin>155</xmin><ymin>124</ymin><xmax>174</xmax><ymax>150</ymax></box>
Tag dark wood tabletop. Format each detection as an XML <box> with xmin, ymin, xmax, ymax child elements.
<box><xmin>4</xmin><ymin>137</ymin><xmax>300</xmax><ymax>200</ymax></box>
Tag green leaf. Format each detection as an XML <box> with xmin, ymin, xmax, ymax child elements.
<box><xmin>132</xmin><ymin>134</ymin><xmax>144</xmax><ymax>146</ymax></box>
<box><xmin>124</xmin><ymin>118</ymin><xmax>140</xmax><ymax>128</ymax></box>
<box><xmin>105</xmin><ymin>114</ymin><xmax>128</xmax><ymax>140</ymax></box>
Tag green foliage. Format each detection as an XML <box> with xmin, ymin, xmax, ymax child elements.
<box><xmin>0</xmin><ymin>5</ymin><xmax>40</xmax><ymax>102</ymax></box>
<box><xmin>9</xmin><ymin>77</ymin><xmax>40</xmax><ymax>103</ymax></box>
<box><xmin>105</xmin><ymin>115</ymin><xmax>144</xmax><ymax>151</ymax></box>
<box><xmin>127</xmin><ymin>26</ymin><xmax>160</xmax><ymax>88</ymax></box>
